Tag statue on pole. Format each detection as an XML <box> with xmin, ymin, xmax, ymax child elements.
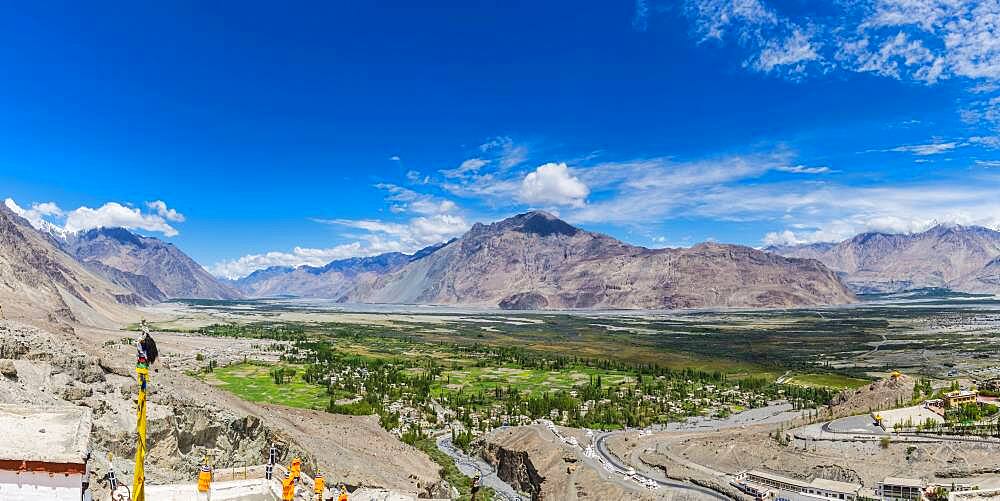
<box><xmin>132</xmin><ymin>320</ymin><xmax>158</xmax><ymax>501</ymax></box>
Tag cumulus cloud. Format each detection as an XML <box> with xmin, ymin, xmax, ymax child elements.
<box><xmin>5</xmin><ymin>198</ymin><xmax>58</xmax><ymax>223</ymax></box>
<box><xmin>5</xmin><ymin>197</ymin><xmax>183</xmax><ymax>237</ymax></box>
<box><xmin>4</xmin><ymin>198</ymin><xmax>68</xmax><ymax>235</ymax></box>
<box><xmin>31</xmin><ymin>202</ymin><xmax>63</xmax><ymax>217</ymax></box>
<box><xmin>519</xmin><ymin>163</ymin><xmax>590</xmax><ymax>208</ymax></box>
<box><xmin>64</xmin><ymin>202</ymin><xmax>181</xmax><ymax>236</ymax></box>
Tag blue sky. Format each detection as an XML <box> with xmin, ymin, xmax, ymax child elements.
<box><xmin>2</xmin><ymin>1</ymin><xmax>1000</xmax><ymax>278</ymax></box>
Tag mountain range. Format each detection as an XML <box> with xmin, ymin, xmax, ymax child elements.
<box><xmin>0</xmin><ymin>202</ymin><xmax>139</xmax><ymax>327</ymax></box>
<box><xmin>767</xmin><ymin>224</ymin><xmax>1000</xmax><ymax>294</ymax></box>
<box><xmin>10</xmin><ymin>197</ymin><xmax>1000</xmax><ymax>321</ymax></box>
<box><xmin>230</xmin><ymin>242</ymin><xmax>450</xmax><ymax>299</ymax></box>
<box><xmin>237</xmin><ymin>211</ymin><xmax>857</xmax><ymax>309</ymax></box>
<box><xmin>63</xmin><ymin>227</ymin><xmax>241</xmax><ymax>301</ymax></box>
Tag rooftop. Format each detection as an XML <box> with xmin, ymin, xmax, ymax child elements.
<box><xmin>744</xmin><ymin>470</ymin><xmax>861</xmax><ymax>494</ymax></box>
<box><xmin>0</xmin><ymin>404</ymin><xmax>92</xmax><ymax>465</ymax></box>
<box><xmin>882</xmin><ymin>477</ymin><xmax>924</xmax><ymax>488</ymax></box>
<box><xmin>811</xmin><ymin>477</ymin><xmax>863</xmax><ymax>493</ymax></box>
<box><xmin>946</xmin><ymin>390</ymin><xmax>978</xmax><ymax>398</ymax></box>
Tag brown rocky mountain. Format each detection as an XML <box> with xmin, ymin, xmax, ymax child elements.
<box><xmin>768</xmin><ymin>224</ymin><xmax>1000</xmax><ymax>294</ymax></box>
<box><xmin>0</xmin><ymin>203</ymin><xmax>140</xmax><ymax>327</ymax></box>
<box><xmin>950</xmin><ymin>256</ymin><xmax>1000</xmax><ymax>294</ymax></box>
<box><xmin>341</xmin><ymin>211</ymin><xmax>856</xmax><ymax>309</ymax></box>
<box><xmin>63</xmin><ymin>227</ymin><xmax>242</xmax><ymax>300</ymax></box>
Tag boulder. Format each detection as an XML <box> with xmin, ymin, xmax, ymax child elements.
<box><xmin>0</xmin><ymin>359</ymin><xmax>16</xmax><ymax>379</ymax></box>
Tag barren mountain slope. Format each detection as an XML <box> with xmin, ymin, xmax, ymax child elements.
<box><xmin>770</xmin><ymin>225</ymin><xmax>1000</xmax><ymax>293</ymax></box>
<box><xmin>347</xmin><ymin>211</ymin><xmax>856</xmax><ymax>309</ymax></box>
<box><xmin>950</xmin><ymin>256</ymin><xmax>1000</xmax><ymax>294</ymax></box>
<box><xmin>0</xmin><ymin>203</ymin><xmax>139</xmax><ymax>327</ymax></box>
<box><xmin>233</xmin><ymin>252</ymin><xmax>413</xmax><ymax>298</ymax></box>
<box><xmin>64</xmin><ymin>227</ymin><xmax>241</xmax><ymax>300</ymax></box>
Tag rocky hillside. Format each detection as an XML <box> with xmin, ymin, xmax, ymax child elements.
<box><xmin>0</xmin><ymin>203</ymin><xmax>140</xmax><ymax>327</ymax></box>
<box><xmin>769</xmin><ymin>224</ymin><xmax>1000</xmax><ymax>293</ymax></box>
<box><xmin>950</xmin><ymin>256</ymin><xmax>1000</xmax><ymax>294</ymax></box>
<box><xmin>344</xmin><ymin>211</ymin><xmax>856</xmax><ymax>309</ymax></box>
<box><xmin>63</xmin><ymin>227</ymin><xmax>241</xmax><ymax>300</ymax></box>
<box><xmin>482</xmin><ymin>425</ymin><xmax>658</xmax><ymax>500</ymax></box>
<box><xmin>0</xmin><ymin>320</ymin><xmax>447</xmax><ymax>498</ymax></box>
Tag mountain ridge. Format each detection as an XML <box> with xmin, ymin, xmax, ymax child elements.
<box><xmin>62</xmin><ymin>226</ymin><xmax>242</xmax><ymax>300</ymax></box>
<box><xmin>0</xmin><ymin>203</ymin><xmax>141</xmax><ymax>327</ymax></box>
<box><xmin>231</xmin><ymin>242</ymin><xmax>450</xmax><ymax>298</ymax></box>
<box><xmin>316</xmin><ymin>211</ymin><xmax>856</xmax><ymax>309</ymax></box>
<box><xmin>768</xmin><ymin>224</ymin><xmax>1000</xmax><ymax>294</ymax></box>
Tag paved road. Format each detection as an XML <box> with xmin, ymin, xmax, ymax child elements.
<box><xmin>436</xmin><ymin>436</ymin><xmax>528</xmax><ymax>501</ymax></box>
<box><xmin>593</xmin><ymin>432</ymin><xmax>732</xmax><ymax>501</ymax></box>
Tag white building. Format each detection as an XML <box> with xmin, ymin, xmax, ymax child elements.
<box><xmin>735</xmin><ymin>470</ymin><xmax>862</xmax><ymax>501</ymax></box>
<box><xmin>0</xmin><ymin>405</ymin><xmax>92</xmax><ymax>501</ymax></box>
<box><xmin>877</xmin><ymin>477</ymin><xmax>924</xmax><ymax>501</ymax></box>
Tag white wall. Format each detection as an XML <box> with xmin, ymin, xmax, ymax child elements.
<box><xmin>0</xmin><ymin>469</ymin><xmax>83</xmax><ymax>501</ymax></box>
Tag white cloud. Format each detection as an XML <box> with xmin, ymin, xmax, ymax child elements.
<box><xmin>64</xmin><ymin>202</ymin><xmax>181</xmax><ymax>236</ymax></box>
<box><xmin>440</xmin><ymin>158</ymin><xmax>489</xmax><ymax>178</ymax></box>
<box><xmin>213</xmin><ymin>184</ymin><xmax>470</xmax><ymax>279</ymax></box>
<box><xmin>519</xmin><ymin>163</ymin><xmax>590</xmax><ymax>208</ymax></box>
<box><xmin>5</xmin><ymin>197</ymin><xmax>181</xmax><ymax>237</ymax></box>
<box><xmin>480</xmin><ymin>136</ymin><xmax>528</xmax><ymax>169</ymax></box>
<box><xmin>319</xmin><ymin>213</ymin><xmax>469</xmax><ymax>251</ymax></box>
<box><xmin>889</xmin><ymin>141</ymin><xmax>960</xmax><ymax>155</ymax></box>
<box><xmin>683</xmin><ymin>0</ymin><xmax>1000</xmax><ymax>84</ymax></box>
<box><xmin>976</xmin><ymin>159</ymin><xmax>1000</xmax><ymax>167</ymax></box>
<box><xmin>405</xmin><ymin>170</ymin><xmax>430</xmax><ymax>184</ymax></box>
<box><xmin>389</xmin><ymin>155</ymin><xmax>401</xmax><ymax>161</ymax></box>
<box><xmin>208</xmin><ymin>242</ymin><xmax>369</xmax><ymax>280</ymax></box>
<box><xmin>569</xmin><ymin>152</ymin><xmax>787</xmax><ymax>224</ymax></box>
<box><xmin>687</xmin><ymin>0</ymin><xmax>779</xmax><ymax>42</ymax></box>
<box><xmin>145</xmin><ymin>200</ymin><xmax>185</xmax><ymax>222</ymax></box>
<box><xmin>4</xmin><ymin>198</ymin><xmax>67</xmax><ymax>236</ymax></box>
<box><xmin>729</xmin><ymin>182</ymin><xmax>1000</xmax><ymax>245</ymax></box>
<box><xmin>374</xmin><ymin>183</ymin><xmax>460</xmax><ymax>216</ymax></box>
<box><xmin>775</xmin><ymin>164</ymin><xmax>831</xmax><ymax>174</ymax></box>
<box><xmin>31</xmin><ymin>202</ymin><xmax>63</xmax><ymax>217</ymax></box>
<box><xmin>749</xmin><ymin>29</ymin><xmax>821</xmax><ymax>76</ymax></box>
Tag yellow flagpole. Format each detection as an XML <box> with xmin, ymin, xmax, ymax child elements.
<box><xmin>132</xmin><ymin>365</ymin><xmax>149</xmax><ymax>500</ymax></box>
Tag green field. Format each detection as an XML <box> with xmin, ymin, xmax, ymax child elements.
<box><xmin>786</xmin><ymin>373</ymin><xmax>870</xmax><ymax>390</ymax></box>
<box><xmin>201</xmin><ymin>363</ymin><xmax>328</xmax><ymax>409</ymax></box>
<box><xmin>427</xmin><ymin>366</ymin><xmax>631</xmax><ymax>396</ymax></box>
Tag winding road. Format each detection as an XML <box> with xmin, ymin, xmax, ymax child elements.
<box><xmin>436</xmin><ymin>435</ymin><xmax>528</xmax><ymax>501</ymax></box>
<box><xmin>593</xmin><ymin>432</ymin><xmax>733</xmax><ymax>501</ymax></box>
